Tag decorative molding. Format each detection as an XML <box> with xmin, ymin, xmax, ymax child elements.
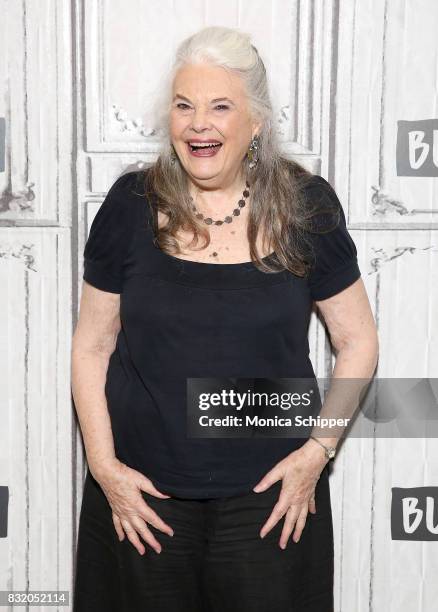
<box><xmin>369</xmin><ymin>245</ymin><xmax>436</xmax><ymax>273</ymax></box>
<box><xmin>0</xmin><ymin>243</ymin><xmax>37</xmax><ymax>271</ymax></box>
<box><xmin>110</xmin><ymin>104</ymin><xmax>157</xmax><ymax>137</ymax></box>
<box><xmin>371</xmin><ymin>186</ymin><xmax>438</xmax><ymax>217</ymax></box>
<box><xmin>0</xmin><ymin>184</ymin><xmax>36</xmax><ymax>214</ymax></box>
<box><xmin>84</xmin><ymin>1</ymin><xmax>330</xmax><ymax>154</ymax></box>
<box><xmin>371</xmin><ymin>186</ymin><xmax>409</xmax><ymax>216</ymax></box>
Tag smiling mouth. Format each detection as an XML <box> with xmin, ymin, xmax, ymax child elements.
<box><xmin>186</xmin><ymin>142</ymin><xmax>223</xmax><ymax>158</ymax></box>
<box><xmin>188</xmin><ymin>142</ymin><xmax>223</xmax><ymax>152</ymax></box>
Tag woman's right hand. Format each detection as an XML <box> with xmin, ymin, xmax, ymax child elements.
<box><xmin>90</xmin><ymin>458</ymin><xmax>175</xmax><ymax>555</ymax></box>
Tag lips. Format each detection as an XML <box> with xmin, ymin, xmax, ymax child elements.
<box><xmin>186</xmin><ymin>141</ymin><xmax>223</xmax><ymax>157</ymax></box>
<box><xmin>187</xmin><ymin>141</ymin><xmax>223</xmax><ymax>151</ymax></box>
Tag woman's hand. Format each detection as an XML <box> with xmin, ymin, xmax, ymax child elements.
<box><xmin>90</xmin><ymin>458</ymin><xmax>174</xmax><ymax>555</ymax></box>
<box><xmin>252</xmin><ymin>440</ymin><xmax>329</xmax><ymax>549</ymax></box>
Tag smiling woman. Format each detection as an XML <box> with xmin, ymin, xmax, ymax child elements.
<box><xmin>169</xmin><ymin>62</ymin><xmax>262</xmax><ymax>201</ymax></box>
<box><xmin>145</xmin><ymin>37</ymin><xmax>324</xmax><ymax>268</ymax></box>
<box><xmin>72</xmin><ymin>24</ymin><xmax>378</xmax><ymax>612</ymax></box>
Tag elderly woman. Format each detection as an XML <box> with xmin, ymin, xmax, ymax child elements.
<box><xmin>72</xmin><ymin>26</ymin><xmax>378</xmax><ymax>612</ymax></box>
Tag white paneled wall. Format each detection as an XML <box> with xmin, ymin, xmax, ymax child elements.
<box><xmin>0</xmin><ymin>1</ymin><xmax>436</xmax><ymax>610</ymax></box>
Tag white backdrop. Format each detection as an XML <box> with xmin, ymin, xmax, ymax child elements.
<box><xmin>0</xmin><ymin>1</ymin><xmax>437</xmax><ymax>610</ymax></box>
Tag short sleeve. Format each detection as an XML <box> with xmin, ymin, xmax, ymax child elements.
<box><xmin>303</xmin><ymin>175</ymin><xmax>361</xmax><ymax>301</ymax></box>
<box><xmin>83</xmin><ymin>172</ymin><xmax>138</xmax><ymax>293</ymax></box>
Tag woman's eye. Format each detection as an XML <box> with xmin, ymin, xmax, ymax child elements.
<box><xmin>175</xmin><ymin>103</ymin><xmax>229</xmax><ymax>111</ymax></box>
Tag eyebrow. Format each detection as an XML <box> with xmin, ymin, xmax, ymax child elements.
<box><xmin>173</xmin><ymin>94</ymin><xmax>235</xmax><ymax>105</ymax></box>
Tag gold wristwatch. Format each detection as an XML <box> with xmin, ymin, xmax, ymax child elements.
<box><xmin>309</xmin><ymin>435</ymin><xmax>337</xmax><ymax>460</ymax></box>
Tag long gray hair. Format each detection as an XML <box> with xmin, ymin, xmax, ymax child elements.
<box><xmin>141</xmin><ymin>25</ymin><xmax>327</xmax><ymax>274</ymax></box>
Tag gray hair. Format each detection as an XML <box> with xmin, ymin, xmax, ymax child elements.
<box><xmin>144</xmin><ymin>26</ymin><xmax>319</xmax><ymax>275</ymax></box>
<box><xmin>153</xmin><ymin>25</ymin><xmax>278</xmax><ymax>174</ymax></box>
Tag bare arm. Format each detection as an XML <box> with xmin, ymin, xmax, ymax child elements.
<box><xmin>71</xmin><ymin>280</ymin><xmax>174</xmax><ymax>554</ymax></box>
<box><xmin>71</xmin><ymin>281</ymin><xmax>121</xmax><ymax>480</ymax></box>
<box><xmin>317</xmin><ymin>277</ymin><xmax>379</xmax><ymax>376</ymax></box>
<box><xmin>306</xmin><ymin>276</ymin><xmax>379</xmax><ymax>455</ymax></box>
<box><xmin>254</xmin><ymin>277</ymin><xmax>379</xmax><ymax>547</ymax></box>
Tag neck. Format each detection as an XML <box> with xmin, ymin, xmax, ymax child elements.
<box><xmin>187</xmin><ymin>172</ymin><xmax>248</xmax><ymax>210</ymax></box>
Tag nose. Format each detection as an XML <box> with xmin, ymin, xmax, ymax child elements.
<box><xmin>190</xmin><ymin>106</ymin><xmax>212</xmax><ymax>132</ymax></box>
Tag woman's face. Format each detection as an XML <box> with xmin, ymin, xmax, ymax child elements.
<box><xmin>169</xmin><ymin>62</ymin><xmax>261</xmax><ymax>188</ymax></box>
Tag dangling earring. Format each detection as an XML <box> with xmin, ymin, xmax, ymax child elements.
<box><xmin>248</xmin><ymin>134</ymin><xmax>260</xmax><ymax>169</ymax></box>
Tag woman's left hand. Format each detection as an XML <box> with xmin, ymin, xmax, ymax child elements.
<box><xmin>252</xmin><ymin>440</ymin><xmax>329</xmax><ymax>549</ymax></box>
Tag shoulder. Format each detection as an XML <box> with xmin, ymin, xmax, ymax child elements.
<box><xmin>105</xmin><ymin>170</ymin><xmax>148</xmax><ymax>203</ymax></box>
<box><xmin>298</xmin><ymin>176</ymin><xmax>360</xmax><ymax>300</ymax></box>
<box><xmin>299</xmin><ymin>174</ymin><xmax>345</xmax><ymax>233</ymax></box>
<box><xmin>85</xmin><ymin>169</ymin><xmax>149</xmax><ymax>251</ymax></box>
<box><xmin>82</xmin><ymin>170</ymin><xmax>148</xmax><ymax>293</ymax></box>
<box><xmin>96</xmin><ymin>170</ymin><xmax>150</xmax><ymax>227</ymax></box>
<box><xmin>300</xmin><ymin>174</ymin><xmax>340</xmax><ymax>206</ymax></box>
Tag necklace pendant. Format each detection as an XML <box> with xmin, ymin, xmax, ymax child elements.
<box><xmin>190</xmin><ymin>182</ymin><xmax>250</xmax><ymax>226</ymax></box>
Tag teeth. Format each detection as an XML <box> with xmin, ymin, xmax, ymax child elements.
<box><xmin>189</xmin><ymin>142</ymin><xmax>221</xmax><ymax>148</ymax></box>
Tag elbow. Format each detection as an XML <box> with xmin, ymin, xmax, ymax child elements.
<box><xmin>332</xmin><ymin>328</ymin><xmax>379</xmax><ymax>366</ymax></box>
<box><xmin>71</xmin><ymin>332</ymin><xmax>116</xmax><ymax>365</ymax></box>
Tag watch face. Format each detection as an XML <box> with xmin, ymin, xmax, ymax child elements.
<box><xmin>328</xmin><ymin>448</ymin><xmax>336</xmax><ymax>459</ymax></box>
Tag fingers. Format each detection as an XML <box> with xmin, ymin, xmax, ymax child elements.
<box><xmin>114</xmin><ymin>507</ymin><xmax>171</xmax><ymax>555</ymax></box>
<box><xmin>111</xmin><ymin>488</ymin><xmax>174</xmax><ymax>554</ymax></box>
<box><xmin>137</xmin><ymin>474</ymin><xmax>171</xmax><ymax>499</ymax></box>
<box><xmin>138</xmin><ymin>502</ymin><xmax>174</xmax><ymax>537</ymax></box>
<box><xmin>291</xmin><ymin>505</ymin><xmax>309</xmax><ymax>544</ymax></box>
<box><xmin>308</xmin><ymin>492</ymin><xmax>317</xmax><ymax>514</ymax></box>
<box><xmin>277</xmin><ymin>503</ymin><xmax>309</xmax><ymax>548</ymax></box>
<box><xmin>252</xmin><ymin>461</ymin><xmax>288</xmax><ymax>493</ymax></box>
<box><xmin>130</xmin><ymin>473</ymin><xmax>175</xmax><ymax>536</ymax></box>
<box><xmin>112</xmin><ymin>513</ymin><xmax>125</xmax><ymax>541</ymax></box>
<box><xmin>279</xmin><ymin>505</ymin><xmax>299</xmax><ymax>549</ymax></box>
<box><xmin>121</xmin><ymin>517</ymin><xmax>161</xmax><ymax>555</ymax></box>
<box><xmin>114</xmin><ymin>495</ymin><xmax>175</xmax><ymax>555</ymax></box>
<box><xmin>259</xmin><ymin>496</ymin><xmax>289</xmax><ymax>538</ymax></box>
<box><xmin>253</xmin><ymin>471</ymin><xmax>281</xmax><ymax>493</ymax></box>
<box><xmin>259</xmin><ymin>486</ymin><xmax>315</xmax><ymax>547</ymax></box>
<box><xmin>124</xmin><ymin>515</ymin><xmax>163</xmax><ymax>555</ymax></box>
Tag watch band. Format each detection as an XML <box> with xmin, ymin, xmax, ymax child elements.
<box><xmin>309</xmin><ymin>435</ymin><xmax>336</xmax><ymax>460</ymax></box>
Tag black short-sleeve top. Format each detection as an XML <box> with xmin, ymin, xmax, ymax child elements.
<box><xmin>82</xmin><ymin>170</ymin><xmax>361</xmax><ymax>498</ymax></box>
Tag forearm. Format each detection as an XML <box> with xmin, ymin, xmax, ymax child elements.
<box><xmin>310</xmin><ymin>338</ymin><xmax>379</xmax><ymax>449</ymax></box>
<box><xmin>71</xmin><ymin>347</ymin><xmax>117</xmax><ymax>479</ymax></box>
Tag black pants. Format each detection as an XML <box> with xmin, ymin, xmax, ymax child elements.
<box><xmin>73</xmin><ymin>467</ymin><xmax>334</xmax><ymax>611</ymax></box>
